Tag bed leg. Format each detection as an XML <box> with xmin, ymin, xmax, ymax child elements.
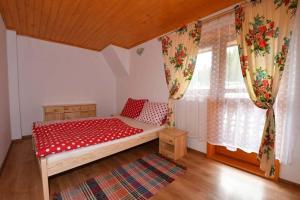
<box><xmin>40</xmin><ymin>158</ymin><xmax>50</xmax><ymax>200</ymax></box>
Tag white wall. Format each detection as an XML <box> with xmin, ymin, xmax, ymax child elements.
<box><xmin>15</xmin><ymin>36</ymin><xmax>116</xmax><ymax>136</ymax></box>
<box><xmin>117</xmin><ymin>39</ymin><xmax>169</xmax><ymax>112</ymax></box>
<box><xmin>102</xmin><ymin>45</ymin><xmax>130</xmax><ymax>77</ymax></box>
<box><xmin>6</xmin><ymin>30</ymin><xmax>22</xmax><ymax>140</ymax></box>
<box><xmin>0</xmin><ymin>15</ymin><xmax>11</xmax><ymax>167</ymax></box>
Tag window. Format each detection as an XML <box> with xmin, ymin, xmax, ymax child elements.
<box><xmin>176</xmin><ymin>13</ymin><xmax>287</xmax><ymax>177</ymax></box>
<box><xmin>225</xmin><ymin>44</ymin><xmax>244</xmax><ymax>89</ymax></box>
<box><xmin>187</xmin><ymin>42</ymin><xmax>247</xmax><ymax>98</ymax></box>
<box><xmin>189</xmin><ymin>48</ymin><xmax>212</xmax><ymax>91</ymax></box>
<box><xmin>224</xmin><ymin>43</ymin><xmax>248</xmax><ymax>98</ymax></box>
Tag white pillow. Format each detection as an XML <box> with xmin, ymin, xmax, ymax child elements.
<box><xmin>135</xmin><ymin>102</ymin><xmax>168</xmax><ymax>125</ymax></box>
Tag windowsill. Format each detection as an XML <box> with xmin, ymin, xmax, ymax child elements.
<box><xmin>207</xmin><ymin>143</ymin><xmax>280</xmax><ymax>181</ymax></box>
<box><xmin>209</xmin><ymin>154</ymin><xmax>267</xmax><ymax>177</ymax></box>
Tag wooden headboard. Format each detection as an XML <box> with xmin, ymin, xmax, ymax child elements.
<box><xmin>43</xmin><ymin>104</ymin><xmax>96</xmax><ymax>121</ymax></box>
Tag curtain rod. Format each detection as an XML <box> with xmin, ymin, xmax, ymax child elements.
<box><xmin>201</xmin><ymin>1</ymin><xmax>249</xmax><ymax>24</ymax></box>
<box><xmin>158</xmin><ymin>1</ymin><xmax>249</xmax><ymax>39</ymax></box>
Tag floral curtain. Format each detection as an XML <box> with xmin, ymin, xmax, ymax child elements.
<box><xmin>235</xmin><ymin>0</ymin><xmax>298</xmax><ymax>177</ymax></box>
<box><xmin>160</xmin><ymin>21</ymin><xmax>202</xmax><ymax>127</ymax></box>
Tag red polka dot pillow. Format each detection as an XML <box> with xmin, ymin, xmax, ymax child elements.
<box><xmin>121</xmin><ymin>98</ymin><xmax>148</xmax><ymax>118</ymax></box>
<box><xmin>135</xmin><ymin>102</ymin><xmax>168</xmax><ymax>126</ymax></box>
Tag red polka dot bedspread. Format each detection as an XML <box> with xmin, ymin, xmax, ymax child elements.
<box><xmin>32</xmin><ymin>118</ymin><xmax>143</xmax><ymax>158</ymax></box>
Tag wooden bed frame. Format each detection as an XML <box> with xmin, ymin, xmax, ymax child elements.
<box><xmin>34</xmin><ymin>130</ymin><xmax>160</xmax><ymax>200</ymax></box>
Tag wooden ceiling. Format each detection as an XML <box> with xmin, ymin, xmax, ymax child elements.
<box><xmin>0</xmin><ymin>0</ymin><xmax>240</xmax><ymax>51</ymax></box>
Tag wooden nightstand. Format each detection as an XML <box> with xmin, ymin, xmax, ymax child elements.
<box><xmin>159</xmin><ymin>128</ymin><xmax>187</xmax><ymax>160</ymax></box>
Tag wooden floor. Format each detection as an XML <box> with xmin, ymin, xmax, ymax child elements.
<box><xmin>0</xmin><ymin>139</ymin><xmax>300</xmax><ymax>200</ymax></box>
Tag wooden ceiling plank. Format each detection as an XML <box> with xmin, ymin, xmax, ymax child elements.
<box><xmin>0</xmin><ymin>1</ymin><xmax>10</xmax><ymax>27</ymax></box>
<box><xmin>109</xmin><ymin>0</ymin><xmax>235</xmax><ymax>50</ymax></box>
<box><xmin>0</xmin><ymin>1</ymin><xmax>6</xmax><ymax>23</ymax></box>
<box><xmin>65</xmin><ymin>1</ymin><xmax>100</xmax><ymax>47</ymax></box>
<box><xmin>116</xmin><ymin>0</ymin><xmax>240</xmax><ymax>48</ymax></box>
<box><xmin>56</xmin><ymin>0</ymin><xmax>80</xmax><ymax>43</ymax></box>
<box><xmin>36</xmin><ymin>0</ymin><xmax>43</xmax><ymax>36</ymax></box>
<box><xmin>69</xmin><ymin>2</ymin><xmax>105</xmax><ymax>46</ymax></box>
<box><xmin>0</xmin><ymin>0</ymin><xmax>18</xmax><ymax>29</ymax></box>
<box><xmin>39</xmin><ymin>0</ymin><xmax>51</xmax><ymax>38</ymax></box>
<box><xmin>16</xmin><ymin>0</ymin><xmax>27</xmax><ymax>34</ymax></box>
<box><xmin>51</xmin><ymin>0</ymin><xmax>73</xmax><ymax>42</ymax></box>
<box><xmin>23</xmin><ymin>0</ymin><xmax>31</xmax><ymax>35</ymax></box>
<box><xmin>27</xmin><ymin>0</ymin><xmax>35</xmax><ymax>36</ymax></box>
<box><xmin>66</xmin><ymin>1</ymin><xmax>95</xmax><ymax>46</ymax></box>
<box><xmin>32</xmin><ymin>0</ymin><xmax>42</xmax><ymax>36</ymax></box>
<box><xmin>9</xmin><ymin>0</ymin><xmax>19</xmax><ymax>30</ymax></box>
<box><xmin>79</xmin><ymin>1</ymin><xmax>124</xmax><ymax>48</ymax></box>
<box><xmin>109</xmin><ymin>2</ymin><xmax>169</xmax><ymax>47</ymax></box>
<box><xmin>44</xmin><ymin>0</ymin><xmax>63</xmax><ymax>40</ymax></box>
<box><xmin>82</xmin><ymin>0</ymin><xmax>142</xmax><ymax>49</ymax></box>
<box><xmin>109</xmin><ymin>1</ymin><xmax>159</xmax><ymax>47</ymax></box>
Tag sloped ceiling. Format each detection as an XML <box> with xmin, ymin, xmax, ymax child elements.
<box><xmin>0</xmin><ymin>0</ymin><xmax>240</xmax><ymax>51</ymax></box>
<box><xmin>102</xmin><ymin>45</ymin><xmax>130</xmax><ymax>77</ymax></box>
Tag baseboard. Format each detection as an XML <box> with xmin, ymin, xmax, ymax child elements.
<box><xmin>0</xmin><ymin>141</ymin><xmax>12</xmax><ymax>177</ymax></box>
<box><xmin>279</xmin><ymin>178</ymin><xmax>300</xmax><ymax>187</ymax></box>
<box><xmin>187</xmin><ymin>147</ymin><xmax>206</xmax><ymax>157</ymax></box>
<box><xmin>22</xmin><ymin>135</ymin><xmax>32</xmax><ymax>140</ymax></box>
<box><xmin>12</xmin><ymin>135</ymin><xmax>32</xmax><ymax>143</ymax></box>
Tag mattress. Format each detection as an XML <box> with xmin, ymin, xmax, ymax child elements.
<box><xmin>44</xmin><ymin>115</ymin><xmax>165</xmax><ymax>163</ymax></box>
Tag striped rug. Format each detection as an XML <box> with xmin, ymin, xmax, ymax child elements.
<box><xmin>54</xmin><ymin>154</ymin><xmax>186</xmax><ymax>200</ymax></box>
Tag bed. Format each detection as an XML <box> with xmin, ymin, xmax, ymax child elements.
<box><xmin>32</xmin><ymin>115</ymin><xmax>166</xmax><ymax>200</ymax></box>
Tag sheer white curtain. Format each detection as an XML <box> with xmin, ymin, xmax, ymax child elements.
<box><xmin>175</xmin><ymin>13</ymin><xmax>289</xmax><ymax>159</ymax></box>
<box><xmin>278</xmin><ymin>4</ymin><xmax>300</xmax><ymax>165</ymax></box>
